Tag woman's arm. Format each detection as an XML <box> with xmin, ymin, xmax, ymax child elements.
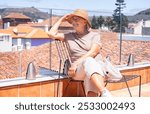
<box><xmin>68</xmin><ymin>43</ymin><xmax>102</xmax><ymax>77</ymax></box>
<box><xmin>74</xmin><ymin>43</ymin><xmax>102</xmax><ymax>65</ymax></box>
<box><xmin>47</xmin><ymin>15</ymin><xmax>69</xmax><ymax>41</ymax></box>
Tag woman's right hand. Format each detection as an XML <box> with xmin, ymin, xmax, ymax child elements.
<box><xmin>60</xmin><ymin>14</ymin><xmax>72</xmax><ymax>22</ymax></box>
<box><xmin>47</xmin><ymin>14</ymin><xmax>71</xmax><ymax>40</ymax></box>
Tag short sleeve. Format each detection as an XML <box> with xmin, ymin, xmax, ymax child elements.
<box><xmin>92</xmin><ymin>33</ymin><xmax>102</xmax><ymax>47</ymax></box>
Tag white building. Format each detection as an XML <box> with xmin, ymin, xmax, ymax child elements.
<box><xmin>0</xmin><ymin>33</ymin><xmax>12</xmax><ymax>52</ymax></box>
<box><xmin>143</xmin><ymin>20</ymin><xmax>150</xmax><ymax>27</ymax></box>
<box><xmin>134</xmin><ymin>20</ymin><xmax>144</xmax><ymax>35</ymax></box>
<box><xmin>127</xmin><ymin>20</ymin><xmax>150</xmax><ymax>35</ymax></box>
<box><xmin>0</xmin><ymin>25</ymin><xmax>51</xmax><ymax>52</ymax></box>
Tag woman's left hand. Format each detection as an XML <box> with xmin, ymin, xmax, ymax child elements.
<box><xmin>68</xmin><ymin>64</ymin><xmax>77</xmax><ymax>77</ymax></box>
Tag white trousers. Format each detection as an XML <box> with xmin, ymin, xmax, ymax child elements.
<box><xmin>72</xmin><ymin>57</ymin><xmax>106</xmax><ymax>95</ymax></box>
<box><xmin>72</xmin><ymin>57</ymin><xmax>122</xmax><ymax>96</ymax></box>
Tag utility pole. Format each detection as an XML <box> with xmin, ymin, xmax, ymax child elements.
<box><xmin>119</xmin><ymin>3</ymin><xmax>122</xmax><ymax>63</ymax></box>
<box><xmin>114</xmin><ymin>0</ymin><xmax>126</xmax><ymax>64</ymax></box>
<box><xmin>49</xmin><ymin>9</ymin><xmax>52</xmax><ymax>70</ymax></box>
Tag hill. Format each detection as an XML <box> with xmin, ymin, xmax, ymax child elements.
<box><xmin>128</xmin><ymin>8</ymin><xmax>150</xmax><ymax>22</ymax></box>
<box><xmin>0</xmin><ymin>7</ymin><xmax>50</xmax><ymax>21</ymax></box>
<box><xmin>0</xmin><ymin>7</ymin><xmax>150</xmax><ymax>23</ymax></box>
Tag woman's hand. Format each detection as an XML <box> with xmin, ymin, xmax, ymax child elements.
<box><xmin>60</xmin><ymin>14</ymin><xmax>71</xmax><ymax>22</ymax></box>
<box><xmin>47</xmin><ymin>14</ymin><xmax>71</xmax><ymax>41</ymax></box>
<box><xmin>68</xmin><ymin>63</ymin><xmax>77</xmax><ymax>77</ymax></box>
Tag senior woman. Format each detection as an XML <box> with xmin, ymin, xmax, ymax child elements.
<box><xmin>48</xmin><ymin>9</ymin><xmax>112</xmax><ymax>97</ymax></box>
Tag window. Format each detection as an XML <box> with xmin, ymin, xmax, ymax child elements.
<box><xmin>0</xmin><ymin>36</ymin><xmax>4</xmax><ymax>41</ymax></box>
<box><xmin>0</xmin><ymin>35</ymin><xmax>10</xmax><ymax>42</ymax></box>
<box><xmin>4</xmin><ymin>35</ymin><xmax>10</xmax><ymax>42</ymax></box>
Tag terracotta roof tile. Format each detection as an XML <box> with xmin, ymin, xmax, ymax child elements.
<box><xmin>25</xmin><ymin>28</ymin><xmax>49</xmax><ymax>38</ymax></box>
<box><xmin>31</xmin><ymin>16</ymin><xmax>72</xmax><ymax>27</ymax></box>
<box><xmin>0</xmin><ymin>31</ymin><xmax>150</xmax><ymax>80</ymax></box>
<box><xmin>0</xmin><ymin>25</ymin><xmax>49</xmax><ymax>38</ymax></box>
<box><xmin>3</xmin><ymin>13</ymin><xmax>31</xmax><ymax>19</ymax></box>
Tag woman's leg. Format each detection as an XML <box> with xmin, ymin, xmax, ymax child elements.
<box><xmin>82</xmin><ymin>57</ymin><xmax>112</xmax><ymax>97</ymax></box>
<box><xmin>86</xmin><ymin>73</ymin><xmax>112</xmax><ymax>97</ymax></box>
<box><xmin>74</xmin><ymin>57</ymin><xmax>112</xmax><ymax>97</ymax></box>
<box><xmin>90</xmin><ymin>73</ymin><xmax>105</xmax><ymax>95</ymax></box>
<box><xmin>87</xmin><ymin>91</ymin><xmax>98</xmax><ymax>97</ymax></box>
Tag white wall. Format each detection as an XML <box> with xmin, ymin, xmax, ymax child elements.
<box><xmin>22</xmin><ymin>38</ymin><xmax>31</xmax><ymax>49</ymax></box>
<box><xmin>12</xmin><ymin>38</ymin><xmax>31</xmax><ymax>51</ymax></box>
<box><xmin>133</xmin><ymin>20</ymin><xmax>150</xmax><ymax>35</ymax></box>
<box><xmin>0</xmin><ymin>34</ymin><xmax>12</xmax><ymax>52</ymax></box>
<box><xmin>134</xmin><ymin>20</ymin><xmax>143</xmax><ymax>35</ymax></box>
<box><xmin>3</xmin><ymin>22</ymin><xmax>10</xmax><ymax>29</ymax></box>
<box><xmin>144</xmin><ymin>20</ymin><xmax>150</xmax><ymax>27</ymax></box>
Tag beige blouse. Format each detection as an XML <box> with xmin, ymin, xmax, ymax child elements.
<box><xmin>64</xmin><ymin>31</ymin><xmax>102</xmax><ymax>63</ymax></box>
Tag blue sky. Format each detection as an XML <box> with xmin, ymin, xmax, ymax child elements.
<box><xmin>0</xmin><ymin>0</ymin><xmax>150</xmax><ymax>15</ymax></box>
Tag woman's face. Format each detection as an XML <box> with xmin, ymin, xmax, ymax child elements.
<box><xmin>70</xmin><ymin>16</ymin><xmax>87</xmax><ymax>32</ymax></box>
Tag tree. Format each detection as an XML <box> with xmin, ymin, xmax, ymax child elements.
<box><xmin>113</xmin><ymin>0</ymin><xmax>128</xmax><ymax>32</ymax></box>
<box><xmin>97</xmin><ymin>16</ymin><xmax>105</xmax><ymax>28</ymax></box>
<box><xmin>113</xmin><ymin>0</ymin><xmax>128</xmax><ymax>63</ymax></box>
<box><xmin>91</xmin><ymin>15</ymin><xmax>99</xmax><ymax>29</ymax></box>
<box><xmin>104</xmin><ymin>16</ymin><xmax>115</xmax><ymax>30</ymax></box>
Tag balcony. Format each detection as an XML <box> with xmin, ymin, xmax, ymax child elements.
<box><xmin>0</xmin><ymin>62</ymin><xmax>149</xmax><ymax>97</ymax></box>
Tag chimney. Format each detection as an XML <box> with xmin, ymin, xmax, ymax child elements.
<box><xmin>44</xmin><ymin>24</ymin><xmax>49</xmax><ymax>32</ymax></box>
<box><xmin>4</xmin><ymin>22</ymin><xmax>10</xmax><ymax>29</ymax></box>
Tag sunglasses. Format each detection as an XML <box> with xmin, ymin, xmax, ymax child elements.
<box><xmin>71</xmin><ymin>16</ymin><xmax>81</xmax><ymax>21</ymax></box>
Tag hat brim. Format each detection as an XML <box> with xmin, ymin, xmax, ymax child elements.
<box><xmin>65</xmin><ymin>14</ymin><xmax>91</xmax><ymax>28</ymax></box>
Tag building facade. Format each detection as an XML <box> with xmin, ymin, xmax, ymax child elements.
<box><xmin>0</xmin><ymin>33</ymin><xmax>12</xmax><ymax>52</ymax></box>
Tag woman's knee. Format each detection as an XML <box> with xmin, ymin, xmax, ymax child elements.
<box><xmin>83</xmin><ymin>57</ymin><xmax>96</xmax><ymax>66</ymax></box>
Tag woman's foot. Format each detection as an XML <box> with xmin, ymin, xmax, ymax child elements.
<box><xmin>100</xmin><ymin>88</ymin><xmax>112</xmax><ymax>97</ymax></box>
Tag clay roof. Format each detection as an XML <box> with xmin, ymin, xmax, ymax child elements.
<box><xmin>31</xmin><ymin>16</ymin><xmax>72</xmax><ymax>27</ymax></box>
<box><xmin>0</xmin><ymin>31</ymin><xmax>150</xmax><ymax>80</ymax></box>
<box><xmin>25</xmin><ymin>28</ymin><xmax>49</xmax><ymax>38</ymax></box>
<box><xmin>0</xmin><ymin>25</ymin><xmax>49</xmax><ymax>38</ymax></box>
<box><xmin>3</xmin><ymin>13</ymin><xmax>31</xmax><ymax>19</ymax></box>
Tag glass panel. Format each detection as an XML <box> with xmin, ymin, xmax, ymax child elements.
<box><xmin>0</xmin><ymin>7</ymin><xmax>150</xmax><ymax>81</ymax></box>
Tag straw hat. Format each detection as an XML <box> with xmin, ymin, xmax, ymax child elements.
<box><xmin>66</xmin><ymin>9</ymin><xmax>91</xmax><ymax>27</ymax></box>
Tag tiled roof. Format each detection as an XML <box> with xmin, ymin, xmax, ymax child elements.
<box><xmin>25</xmin><ymin>28</ymin><xmax>49</xmax><ymax>38</ymax></box>
<box><xmin>3</xmin><ymin>13</ymin><xmax>31</xmax><ymax>19</ymax></box>
<box><xmin>31</xmin><ymin>16</ymin><xmax>72</xmax><ymax>27</ymax></box>
<box><xmin>0</xmin><ymin>31</ymin><xmax>149</xmax><ymax>80</ymax></box>
<box><xmin>0</xmin><ymin>27</ymin><xmax>18</xmax><ymax>37</ymax></box>
<box><xmin>0</xmin><ymin>25</ymin><xmax>49</xmax><ymax>38</ymax></box>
